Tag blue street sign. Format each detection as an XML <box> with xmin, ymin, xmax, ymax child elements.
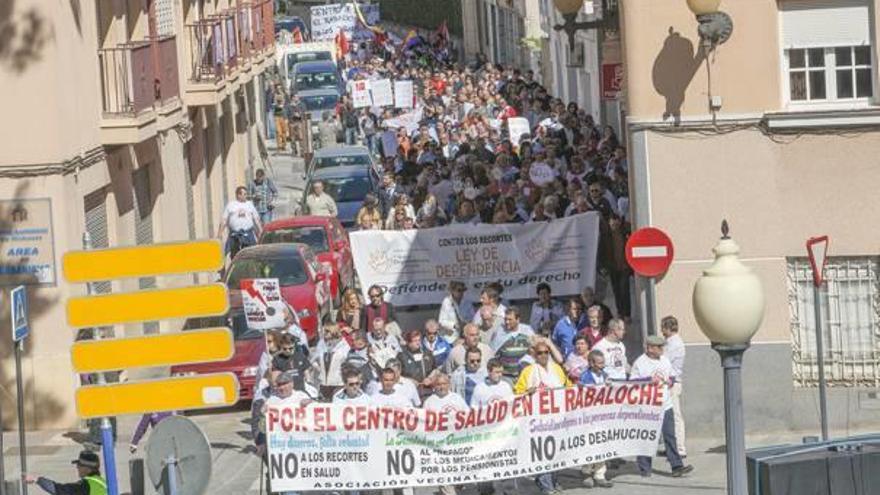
<box><xmin>11</xmin><ymin>285</ymin><xmax>29</xmax><ymax>342</ymax></box>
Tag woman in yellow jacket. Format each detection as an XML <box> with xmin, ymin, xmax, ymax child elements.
<box><xmin>514</xmin><ymin>341</ymin><xmax>571</xmax><ymax>495</ymax></box>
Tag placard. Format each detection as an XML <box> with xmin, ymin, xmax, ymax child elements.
<box><xmin>394</xmin><ymin>80</ymin><xmax>414</xmax><ymax>109</ymax></box>
<box><xmin>370</xmin><ymin>79</ymin><xmax>394</xmax><ymax>107</ymax></box>
<box><xmin>507</xmin><ymin>117</ymin><xmax>531</xmax><ymax>147</ymax></box>
<box><xmin>241</xmin><ymin>278</ymin><xmax>286</xmax><ymax>329</ymax></box>
<box><xmin>311</xmin><ymin>3</ymin><xmax>381</xmax><ymax>42</ymax></box>
<box><xmin>529</xmin><ymin>162</ymin><xmax>556</xmax><ymax>186</ymax></box>
<box><xmin>351</xmin><ymin>80</ymin><xmax>373</xmax><ymax>108</ymax></box>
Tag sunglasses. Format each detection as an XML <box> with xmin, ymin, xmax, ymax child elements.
<box><xmin>346</xmin><ymin>381</ymin><xmax>361</xmax><ymax>387</ymax></box>
<box><xmin>467</xmin><ymin>359</ymin><xmax>481</xmax><ymax>364</ymax></box>
<box><xmin>369</xmin><ymin>293</ymin><xmax>382</xmax><ymax>298</ymax></box>
<box><xmin>536</xmin><ymin>350</ymin><xmax>550</xmax><ymax>356</ymax></box>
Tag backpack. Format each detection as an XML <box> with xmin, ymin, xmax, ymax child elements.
<box><xmin>496</xmin><ymin>334</ymin><xmax>532</xmax><ymax>377</ymax></box>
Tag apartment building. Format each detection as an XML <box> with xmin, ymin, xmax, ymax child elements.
<box><xmin>0</xmin><ymin>0</ymin><xmax>275</xmax><ymax>428</ymax></box>
<box><xmin>619</xmin><ymin>0</ymin><xmax>880</xmax><ymax>436</ymax></box>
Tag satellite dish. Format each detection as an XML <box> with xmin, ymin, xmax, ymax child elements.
<box><xmin>145</xmin><ymin>416</ymin><xmax>213</xmax><ymax>495</ymax></box>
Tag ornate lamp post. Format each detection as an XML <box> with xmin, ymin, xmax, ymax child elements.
<box><xmin>685</xmin><ymin>0</ymin><xmax>734</xmax><ymax>50</ymax></box>
<box><xmin>553</xmin><ymin>0</ymin><xmax>618</xmax><ymax>51</ymax></box>
<box><xmin>692</xmin><ymin>221</ymin><xmax>765</xmax><ymax>495</ymax></box>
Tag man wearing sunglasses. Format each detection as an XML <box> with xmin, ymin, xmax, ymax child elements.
<box><xmin>360</xmin><ymin>285</ymin><xmax>398</xmax><ymax>334</ymax></box>
<box><xmin>450</xmin><ymin>347</ymin><xmax>487</xmax><ymax>406</ymax></box>
<box><xmin>333</xmin><ymin>368</ymin><xmax>370</xmax><ymax>404</ymax></box>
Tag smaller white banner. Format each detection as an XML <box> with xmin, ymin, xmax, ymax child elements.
<box><xmin>508</xmin><ymin>117</ymin><xmax>530</xmax><ymax>147</ymax></box>
<box><xmin>351</xmin><ymin>80</ymin><xmax>373</xmax><ymax>108</ymax></box>
<box><xmin>529</xmin><ymin>162</ymin><xmax>556</xmax><ymax>186</ymax></box>
<box><xmin>241</xmin><ymin>278</ymin><xmax>286</xmax><ymax>329</ymax></box>
<box><xmin>370</xmin><ymin>79</ymin><xmax>394</xmax><ymax>107</ymax></box>
<box><xmin>394</xmin><ymin>80</ymin><xmax>414</xmax><ymax>108</ymax></box>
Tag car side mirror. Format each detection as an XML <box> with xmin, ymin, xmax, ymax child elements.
<box><xmin>315</xmin><ymin>272</ymin><xmax>327</xmax><ymax>282</ymax></box>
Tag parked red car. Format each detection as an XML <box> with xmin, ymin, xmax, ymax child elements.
<box><xmin>170</xmin><ymin>308</ymin><xmax>264</xmax><ymax>401</ymax></box>
<box><xmin>225</xmin><ymin>243</ymin><xmax>332</xmax><ymax>343</ymax></box>
<box><xmin>261</xmin><ymin>216</ymin><xmax>355</xmax><ymax>305</ymax></box>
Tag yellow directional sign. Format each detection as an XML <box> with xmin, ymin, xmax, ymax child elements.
<box><xmin>75</xmin><ymin>373</ymin><xmax>239</xmax><ymax>419</ymax></box>
<box><xmin>70</xmin><ymin>329</ymin><xmax>234</xmax><ymax>373</ymax></box>
<box><xmin>62</xmin><ymin>240</ymin><xmax>223</xmax><ymax>283</ymax></box>
<box><xmin>66</xmin><ymin>284</ymin><xmax>229</xmax><ymax>328</ymax></box>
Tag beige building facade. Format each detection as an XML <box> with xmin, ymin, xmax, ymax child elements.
<box><xmin>619</xmin><ymin>0</ymin><xmax>880</xmax><ymax>436</ymax></box>
<box><xmin>0</xmin><ymin>0</ymin><xmax>275</xmax><ymax>429</ymax></box>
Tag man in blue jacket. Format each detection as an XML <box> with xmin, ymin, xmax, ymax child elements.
<box><xmin>552</xmin><ymin>299</ymin><xmax>582</xmax><ymax>359</ymax></box>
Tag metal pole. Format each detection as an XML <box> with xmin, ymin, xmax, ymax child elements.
<box><xmin>165</xmin><ymin>456</ymin><xmax>177</xmax><ymax>495</ymax></box>
<box><xmin>82</xmin><ymin>233</ymin><xmax>120</xmax><ymax>495</ymax></box>
<box><xmin>813</xmin><ymin>284</ymin><xmax>829</xmax><ymax>441</ymax></box>
<box><xmin>714</xmin><ymin>343</ymin><xmax>748</xmax><ymax>495</ymax></box>
<box><xmin>1</xmin><ymin>331</ymin><xmax>6</xmax><ymax>495</ymax></box>
<box><xmin>646</xmin><ymin>276</ymin><xmax>657</xmax><ymax>334</ymax></box>
<box><xmin>14</xmin><ymin>340</ymin><xmax>27</xmax><ymax>495</ymax></box>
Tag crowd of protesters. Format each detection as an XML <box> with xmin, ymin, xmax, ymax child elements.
<box><xmin>249</xmin><ymin>28</ymin><xmax>694</xmax><ymax>495</ymax></box>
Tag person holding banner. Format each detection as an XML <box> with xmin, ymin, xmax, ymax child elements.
<box><xmin>632</xmin><ymin>336</ymin><xmax>694</xmax><ymax>478</ymax></box>
<box><xmin>514</xmin><ymin>342</ymin><xmax>570</xmax><ymax>495</ymax></box>
<box><xmin>578</xmin><ymin>351</ymin><xmax>615</xmax><ymax>488</ymax></box>
<box><xmin>473</xmin><ymin>359</ymin><xmax>517</xmax><ymax>495</ymax></box>
<box><xmin>333</xmin><ymin>368</ymin><xmax>371</xmax><ymax>405</ymax></box>
<box><xmin>423</xmin><ymin>372</ymin><xmax>468</xmax><ymax>495</ymax></box>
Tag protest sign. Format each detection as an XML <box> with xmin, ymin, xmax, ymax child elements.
<box><xmin>508</xmin><ymin>117</ymin><xmax>531</xmax><ymax>147</ymax></box>
<box><xmin>384</xmin><ymin>108</ymin><xmax>423</xmax><ymax>134</ymax></box>
<box><xmin>311</xmin><ymin>3</ymin><xmax>381</xmax><ymax>42</ymax></box>
<box><xmin>267</xmin><ymin>383</ymin><xmax>665</xmax><ymax>491</ymax></box>
<box><xmin>394</xmin><ymin>80</ymin><xmax>414</xmax><ymax>108</ymax></box>
<box><xmin>370</xmin><ymin>79</ymin><xmax>394</xmax><ymax>107</ymax></box>
<box><xmin>349</xmin><ymin>213</ymin><xmax>599</xmax><ymax>306</ymax></box>
<box><xmin>529</xmin><ymin>162</ymin><xmax>556</xmax><ymax>186</ymax></box>
<box><xmin>381</xmin><ymin>130</ymin><xmax>399</xmax><ymax>158</ymax></box>
<box><xmin>351</xmin><ymin>80</ymin><xmax>372</xmax><ymax>108</ymax></box>
<box><xmin>241</xmin><ymin>278</ymin><xmax>286</xmax><ymax>329</ymax></box>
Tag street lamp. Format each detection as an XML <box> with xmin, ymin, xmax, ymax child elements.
<box><xmin>692</xmin><ymin>220</ymin><xmax>765</xmax><ymax>495</ymax></box>
<box><xmin>685</xmin><ymin>0</ymin><xmax>734</xmax><ymax>50</ymax></box>
<box><xmin>553</xmin><ymin>0</ymin><xmax>617</xmax><ymax>52</ymax></box>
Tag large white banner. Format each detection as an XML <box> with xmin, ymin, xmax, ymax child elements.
<box><xmin>350</xmin><ymin>213</ymin><xmax>600</xmax><ymax>306</ymax></box>
<box><xmin>267</xmin><ymin>383</ymin><xmax>665</xmax><ymax>491</ymax></box>
<box><xmin>311</xmin><ymin>3</ymin><xmax>381</xmax><ymax>42</ymax></box>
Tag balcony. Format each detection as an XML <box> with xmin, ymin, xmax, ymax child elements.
<box><xmin>97</xmin><ymin>37</ymin><xmax>184</xmax><ymax>145</ymax></box>
<box><xmin>184</xmin><ymin>19</ymin><xmax>229</xmax><ymax>106</ymax></box>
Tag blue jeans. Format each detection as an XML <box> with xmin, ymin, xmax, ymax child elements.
<box><xmin>259</xmin><ymin>210</ymin><xmax>273</xmax><ymax>225</ymax></box>
<box><xmin>225</xmin><ymin>229</ymin><xmax>257</xmax><ymax>255</ymax></box>
<box><xmin>535</xmin><ymin>472</ymin><xmax>557</xmax><ymax>494</ymax></box>
<box><xmin>266</xmin><ymin>110</ymin><xmax>276</xmax><ymax>140</ymax></box>
<box><xmin>344</xmin><ymin>127</ymin><xmax>357</xmax><ymax>145</ymax></box>
<box><xmin>637</xmin><ymin>409</ymin><xmax>683</xmax><ymax>474</ymax></box>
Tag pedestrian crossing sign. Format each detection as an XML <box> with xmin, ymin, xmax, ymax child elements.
<box><xmin>11</xmin><ymin>285</ymin><xmax>29</xmax><ymax>342</ymax></box>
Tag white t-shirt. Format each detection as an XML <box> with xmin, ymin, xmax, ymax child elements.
<box><xmin>630</xmin><ymin>354</ymin><xmax>674</xmax><ymax>410</ymax></box>
<box><xmin>423</xmin><ymin>392</ymin><xmax>469</xmax><ymax>414</ymax></box>
<box><xmin>366</xmin><ymin>379</ymin><xmax>421</xmax><ymax>406</ymax></box>
<box><xmin>471</xmin><ymin>380</ymin><xmax>513</xmax><ymax>408</ymax></box>
<box><xmin>223</xmin><ymin>200</ymin><xmax>259</xmax><ymax>232</ymax></box>
<box><xmin>266</xmin><ymin>390</ymin><xmax>312</xmax><ymax>408</ymax></box>
<box><xmin>371</xmin><ymin>388</ymin><xmax>413</xmax><ymax>408</ymax></box>
<box><xmin>332</xmin><ymin>389</ymin><xmax>372</xmax><ymax>405</ymax></box>
<box><xmin>592</xmin><ymin>338</ymin><xmax>628</xmax><ymax>380</ymax></box>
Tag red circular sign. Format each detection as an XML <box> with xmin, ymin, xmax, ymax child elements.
<box><xmin>626</xmin><ymin>227</ymin><xmax>675</xmax><ymax>278</ymax></box>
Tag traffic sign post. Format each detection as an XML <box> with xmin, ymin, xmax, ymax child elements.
<box><xmin>806</xmin><ymin>236</ymin><xmax>829</xmax><ymax>441</ymax></box>
<box><xmin>10</xmin><ymin>285</ymin><xmax>30</xmax><ymax>495</ymax></box>
<box><xmin>626</xmin><ymin>227</ymin><xmax>675</xmax><ymax>342</ymax></box>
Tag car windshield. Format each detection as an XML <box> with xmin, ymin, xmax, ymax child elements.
<box><xmin>227</xmin><ymin>256</ymin><xmax>308</xmax><ymax>287</ymax></box>
<box><xmin>287</xmin><ymin>52</ymin><xmax>330</xmax><ymax>70</ymax></box>
<box><xmin>320</xmin><ymin>175</ymin><xmax>371</xmax><ymax>203</ymax></box>
<box><xmin>314</xmin><ymin>154</ymin><xmax>371</xmax><ymax>169</ymax></box>
<box><xmin>183</xmin><ymin>312</ymin><xmax>263</xmax><ymax>340</ymax></box>
<box><xmin>262</xmin><ymin>226</ymin><xmax>329</xmax><ymax>253</ymax></box>
<box><xmin>299</xmin><ymin>94</ymin><xmax>338</xmax><ymax>111</ymax></box>
<box><xmin>294</xmin><ymin>71</ymin><xmax>338</xmax><ymax>91</ymax></box>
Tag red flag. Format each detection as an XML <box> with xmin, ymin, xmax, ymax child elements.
<box><xmin>335</xmin><ymin>29</ymin><xmax>350</xmax><ymax>59</ymax></box>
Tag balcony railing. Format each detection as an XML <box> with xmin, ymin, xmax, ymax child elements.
<box><xmin>98</xmin><ymin>41</ymin><xmax>155</xmax><ymax>116</ymax></box>
<box><xmin>216</xmin><ymin>13</ymin><xmax>239</xmax><ymax>71</ymax></box>
<box><xmin>260</xmin><ymin>0</ymin><xmax>274</xmax><ymax>51</ymax></box>
<box><xmin>237</xmin><ymin>3</ymin><xmax>253</xmax><ymax>62</ymax></box>
<box><xmin>187</xmin><ymin>20</ymin><xmax>225</xmax><ymax>83</ymax></box>
<box><xmin>152</xmin><ymin>35</ymin><xmax>180</xmax><ymax>105</ymax></box>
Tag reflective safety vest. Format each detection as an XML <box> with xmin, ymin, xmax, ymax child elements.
<box><xmin>84</xmin><ymin>475</ymin><xmax>108</xmax><ymax>495</ymax></box>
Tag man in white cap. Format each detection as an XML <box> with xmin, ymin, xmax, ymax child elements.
<box><xmin>631</xmin><ymin>335</ymin><xmax>693</xmax><ymax>478</ymax></box>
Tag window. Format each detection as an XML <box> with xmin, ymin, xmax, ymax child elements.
<box><xmin>227</xmin><ymin>256</ymin><xmax>308</xmax><ymax>288</ymax></box>
<box><xmin>781</xmin><ymin>0</ymin><xmax>874</xmax><ymax>106</ymax></box>
<box><xmin>786</xmin><ymin>46</ymin><xmax>873</xmax><ymax>102</ymax></box>
<box><xmin>787</xmin><ymin>257</ymin><xmax>880</xmax><ymax>387</ymax></box>
<box><xmin>262</xmin><ymin>226</ymin><xmax>330</xmax><ymax>253</ymax></box>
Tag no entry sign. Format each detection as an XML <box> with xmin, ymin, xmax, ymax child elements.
<box><xmin>626</xmin><ymin>227</ymin><xmax>674</xmax><ymax>278</ymax></box>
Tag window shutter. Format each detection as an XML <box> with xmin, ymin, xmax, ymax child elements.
<box><xmin>84</xmin><ymin>188</ymin><xmax>111</xmax><ymax>295</ymax></box>
<box><xmin>781</xmin><ymin>0</ymin><xmax>871</xmax><ymax>48</ymax></box>
<box><xmin>155</xmin><ymin>0</ymin><xmax>175</xmax><ymax>37</ymax></box>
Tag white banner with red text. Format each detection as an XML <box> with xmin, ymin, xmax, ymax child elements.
<box><xmin>267</xmin><ymin>383</ymin><xmax>665</xmax><ymax>491</ymax></box>
<box><xmin>349</xmin><ymin>212</ymin><xmax>600</xmax><ymax>306</ymax></box>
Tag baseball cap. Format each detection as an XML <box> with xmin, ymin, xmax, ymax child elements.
<box><xmin>646</xmin><ymin>335</ymin><xmax>666</xmax><ymax>347</ymax></box>
<box><xmin>72</xmin><ymin>450</ymin><xmax>100</xmax><ymax>469</ymax></box>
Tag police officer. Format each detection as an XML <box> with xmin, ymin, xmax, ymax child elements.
<box><xmin>25</xmin><ymin>450</ymin><xmax>107</xmax><ymax>495</ymax></box>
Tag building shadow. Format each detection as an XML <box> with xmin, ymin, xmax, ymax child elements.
<box><xmin>0</xmin><ymin>0</ymin><xmax>52</xmax><ymax>73</ymax></box>
<box><xmin>651</xmin><ymin>27</ymin><xmax>707</xmax><ymax>124</ymax></box>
